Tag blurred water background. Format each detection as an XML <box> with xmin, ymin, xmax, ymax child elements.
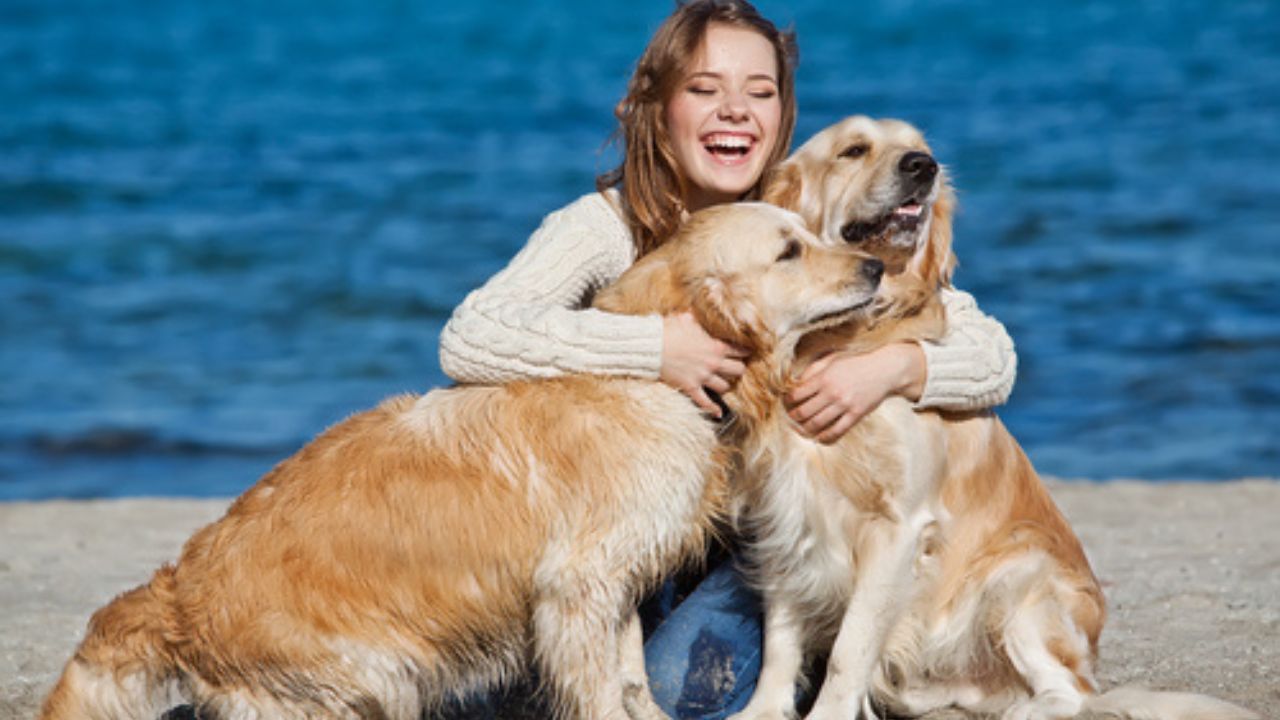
<box><xmin>2</xmin><ymin>0</ymin><xmax>1277</xmax><ymax>499</ymax></box>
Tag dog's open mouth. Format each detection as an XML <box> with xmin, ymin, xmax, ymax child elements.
<box><xmin>840</xmin><ymin>195</ymin><xmax>930</xmax><ymax>245</ymax></box>
<box><xmin>892</xmin><ymin>200</ymin><xmax>925</xmax><ymax>227</ymax></box>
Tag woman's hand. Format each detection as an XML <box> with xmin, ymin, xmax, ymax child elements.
<box><xmin>784</xmin><ymin>342</ymin><xmax>926</xmax><ymax>443</ymax></box>
<box><xmin>660</xmin><ymin>312</ymin><xmax>749</xmax><ymax>418</ymax></box>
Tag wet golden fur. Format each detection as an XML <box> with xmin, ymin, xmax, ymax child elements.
<box><xmin>725</xmin><ymin>116</ymin><xmax>1257</xmax><ymax>720</ymax></box>
<box><xmin>40</xmin><ymin>203</ymin><xmax>883</xmax><ymax>720</ymax></box>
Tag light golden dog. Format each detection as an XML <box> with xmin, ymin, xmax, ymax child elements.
<box><xmin>40</xmin><ymin>203</ymin><xmax>883</xmax><ymax>720</ymax></box>
<box><xmin>719</xmin><ymin>116</ymin><xmax>1259</xmax><ymax>720</ymax></box>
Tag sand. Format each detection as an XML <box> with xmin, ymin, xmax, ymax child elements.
<box><xmin>1</xmin><ymin>480</ymin><xmax>1276</xmax><ymax>719</ymax></box>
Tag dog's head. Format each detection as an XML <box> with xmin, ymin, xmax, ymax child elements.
<box><xmin>594</xmin><ymin>202</ymin><xmax>883</xmax><ymax>362</ymax></box>
<box><xmin>764</xmin><ymin>115</ymin><xmax>956</xmax><ymax>291</ymax></box>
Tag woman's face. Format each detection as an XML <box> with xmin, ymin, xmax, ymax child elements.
<box><xmin>665</xmin><ymin>23</ymin><xmax>783</xmax><ymax>213</ymax></box>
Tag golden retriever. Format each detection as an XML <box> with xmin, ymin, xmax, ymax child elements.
<box><xmin>40</xmin><ymin>203</ymin><xmax>883</xmax><ymax>720</ymax></box>
<box><xmin>718</xmin><ymin>116</ymin><xmax>1259</xmax><ymax>720</ymax></box>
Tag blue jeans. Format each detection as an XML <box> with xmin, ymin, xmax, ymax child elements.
<box><xmin>642</xmin><ymin>560</ymin><xmax>763</xmax><ymax>718</ymax></box>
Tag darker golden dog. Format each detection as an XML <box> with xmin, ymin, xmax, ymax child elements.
<box><xmin>41</xmin><ymin>203</ymin><xmax>883</xmax><ymax>720</ymax></box>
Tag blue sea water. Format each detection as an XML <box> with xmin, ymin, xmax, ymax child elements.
<box><xmin>1</xmin><ymin>0</ymin><xmax>1277</xmax><ymax>499</ymax></box>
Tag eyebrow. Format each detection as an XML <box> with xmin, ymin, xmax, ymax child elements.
<box><xmin>688</xmin><ymin>71</ymin><xmax>778</xmax><ymax>84</ymax></box>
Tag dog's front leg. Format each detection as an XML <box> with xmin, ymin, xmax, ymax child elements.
<box><xmin>533</xmin><ymin>569</ymin><xmax>635</xmax><ymax>719</ymax></box>
<box><xmin>804</xmin><ymin>514</ymin><xmax>925</xmax><ymax>720</ymax></box>
<box><xmin>729</xmin><ymin>597</ymin><xmax>806</xmax><ymax>720</ymax></box>
<box><xmin>619</xmin><ymin>610</ymin><xmax>673</xmax><ymax>720</ymax></box>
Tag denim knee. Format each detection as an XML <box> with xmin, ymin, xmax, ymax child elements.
<box><xmin>644</xmin><ymin>561</ymin><xmax>763</xmax><ymax>719</ymax></box>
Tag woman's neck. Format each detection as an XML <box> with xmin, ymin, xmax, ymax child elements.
<box><xmin>683</xmin><ymin>188</ymin><xmax>742</xmax><ymax>215</ymax></box>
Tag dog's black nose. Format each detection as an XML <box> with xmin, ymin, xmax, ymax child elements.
<box><xmin>899</xmin><ymin>151</ymin><xmax>938</xmax><ymax>183</ymax></box>
<box><xmin>862</xmin><ymin>257</ymin><xmax>884</xmax><ymax>285</ymax></box>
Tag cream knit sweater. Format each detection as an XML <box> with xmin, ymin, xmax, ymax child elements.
<box><xmin>439</xmin><ymin>191</ymin><xmax>1017</xmax><ymax>411</ymax></box>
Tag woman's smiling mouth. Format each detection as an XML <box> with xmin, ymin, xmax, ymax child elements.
<box><xmin>702</xmin><ymin>132</ymin><xmax>757</xmax><ymax>165</ymax></box>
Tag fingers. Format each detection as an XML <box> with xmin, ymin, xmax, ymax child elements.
<box><xmin>785</xmin><ymin>358</ymin><xmax>834</xmax><ymax>408</ymax></box>
<box><xmin>659</xmin><ymin>312</ymin><xmax>751</xmax><ymax>418</ymax></box>
<box><xmin>786</xmin><ymin>391</ymin><xmax>826</xmax><ymax>426</ymax></box>
<box><xmin>816</xmin><ymin>413</ymin><xmax>858</xmax><ymax>444</ymax></box>
<box><xmin>690</xmin><ymin>386</ymin><xmax>724</xmax><ymax>418</ymax></box>
<box><xmin>703</xmin><ymin>344</ymin><xmax>745</xmax><ymax>393</ymax></box>
<box><xmin>795</xmin><ymin>354</ymin><xmax>835</xmax><ymax>383</ymax></box>
<box><xmin>797</xmin><ymin>403</ymin><xmax>844</xmax><ymax>437</ymax></box>
<box><xmin>792</xmin><ymin>402</ymin><xmax>860</xmax><ymax>443</ymax></box>
<box><xmin>785</xmin><ymin>377</ymin><xmax>867</xmax><ymax>442</ymax></box>
<box><xmin>786</xmin><ymin>366</ymin><xmax>834</xmax><ymax>421</ymax></box>
<box><xmin>692</xmin><ymin>350</ymin><xmax>739</xmax><ymax>418</ymax></box>
<box><xmin>704</xmin><ymin>374</ymin><xmax>732</xmax><ymax>395</ymax></box>
<box><xmin>718</xmin><ymin>356</ymin><xmax>746</xmax><ymax>382</ymax></box>
<box><xmin>785</xmin><ymin>380</ymin><xmax>819</xmax><ymax>410</ymax></box>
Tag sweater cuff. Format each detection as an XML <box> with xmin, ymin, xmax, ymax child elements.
<box><xmin>564</xmin><ymin>310</ymin><xmax>664</xmax><ymax>380</ymax></box>
<box><xmin>439</xmin><ymin>309</ymin><xmax>664</xmax><ymax>384</ymax></box>
<box><xmin>912</xmin><ymin>338</ymin><xmax>1012</xmax><ymax>411</ymax></box>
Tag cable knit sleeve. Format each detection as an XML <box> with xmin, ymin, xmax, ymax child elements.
<box><xmin>913</xmin><ymin>287</ymin><xmax>1018</xmax><ymax>411</ymax></box>
<box><xmin>438</xmin><ymin>192</ymin><xmax>664</xmax><ymax>384</ymax></box>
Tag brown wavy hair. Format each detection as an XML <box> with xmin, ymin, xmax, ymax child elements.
<box><xmin>597</xmin><ymin>0</ymin><xmax>799</xmax><ymax>258</ymax></box>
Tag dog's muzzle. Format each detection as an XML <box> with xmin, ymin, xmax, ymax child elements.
<box><xmin>840</xmin><ymin>151</ymin><xmax>938</xmax><ymax>245</ymax></box>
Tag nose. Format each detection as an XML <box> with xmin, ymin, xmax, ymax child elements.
<box><xmin>898</xmin><ymin>151</ymin><xmax>938</xmax><ymax>184</ymax></box>
<box><xmin>861</xmin><ymin>257</ymin><xmax>884</xmax><ymax>286</ymax></box>
<box><xmin>718</xmin><ymin>90</ymin><xmax>749</xmax><ymax>121</ymax></box>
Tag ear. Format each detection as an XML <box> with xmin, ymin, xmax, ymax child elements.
<box><xmin>691</xmin><ymin>276</ymin><xmax>764</xmax><ymax>352</ymax></box>
<box><xmin>593</xmin><ymin>252</ymin><xmax>684</xmax><ymax>316</ymax></box>
<box><xmin>762</xmin><ymin>161</ymin><xmax>803</xmax><ymax>211</ymax></box>
<box><xmin>762</xmin><ymin>160</ymin><xmax>820</xmax><ymax>233</ymax></box>
<box><xmin>912</xmin><ymin>180</ymin><xmax>957</xmax><ymax>288</ymax></box>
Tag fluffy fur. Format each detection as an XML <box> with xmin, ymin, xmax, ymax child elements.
<box><xmin>40</xmin><ymin>203</ymin><xmax>883</xmax><ymax>720</ymax></box>
<box><xmin>722</xmin><ymin>116</ymin><xmax>1260</xmax><ymax>720</ymax></box>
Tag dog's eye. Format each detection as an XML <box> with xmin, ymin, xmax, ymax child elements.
<box><xmin>839</xmin><ymin>143</ymin><xmax>870</xmax><ymax>159</ymax></box>
<box><xmin>777</xmin><ymin>239</ymin><xmax>802</xmax><ymax>262</ymax></box>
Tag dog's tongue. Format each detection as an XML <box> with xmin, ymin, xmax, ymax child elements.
<box><xmin>895</xmin><ymin>202</ymin><xmax>923</xmax><ymax>217</ymax></box>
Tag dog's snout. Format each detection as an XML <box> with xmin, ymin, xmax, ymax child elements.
<box><xmin>899</xmin><ymin>151</ymin><xmax>938</xmax><ymax>183</ymax></box>
<box><xmin>862</xmin><ymin>257</ymin><xmax>884</xmax><ymax>286</ymax></box>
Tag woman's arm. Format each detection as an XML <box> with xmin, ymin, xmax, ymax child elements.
<box><xmin>785</xmin><ymin>287</ymin><xmax>1017</xmax><ymax>442</ymax></box>
<box><xmin>438</xmin><ymin>193</ymin><xmax>664</xmax><ymax>383</ymax></box>
<box><xmin>914</xmin><ymin>286</ymin><xmax>1017</xmax><ymax>411</ymax></box>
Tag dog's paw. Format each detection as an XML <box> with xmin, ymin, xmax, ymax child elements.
<box><xmin>621</xmin><ymin>681</ymin><xmax>671</xmax><ymax>720</ymax></box>
<box><xmin>999</xmin><ymin>690</ymin><xmax>1082</xmax><ymax>720</ymax></box>
<box><xmin>804</xmin><ymin>692</ymin><xmax>876</xmax><ymax>720</ymax></box>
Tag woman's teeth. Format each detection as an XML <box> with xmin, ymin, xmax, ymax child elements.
<box><xmin>704</xmin><ymin>134</ymin><xmax>752</xmax><ymax>157</ymax></box>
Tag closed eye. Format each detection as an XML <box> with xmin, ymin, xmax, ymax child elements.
<box><xmin>777</xmin><ymin>238</ymin><xmax>802</xmax><ymax>262</ymax></box>
<box><xmin>839</xmin><ymin>143</ymin><xmax>870</xmax><ymax>159</ymax></box>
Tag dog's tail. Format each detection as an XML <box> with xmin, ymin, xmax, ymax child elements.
<box><xmin>1083</xmin><ymin>685</ymin><xmax>1259</xmax><ymax>720</ymax></box>
<box><xmin>41</xmin><ymin>566</ymin><xmax>185</xmax><ymax>720</ymax></box>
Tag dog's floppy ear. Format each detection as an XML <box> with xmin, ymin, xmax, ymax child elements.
<box><xmin>762</xmin><ymin>161</ymin><xmax>803</xmax><ymax>211</ymax></box>
<box><xmin>762</xmin><ymin>160</ymin><xmax>821</xmax><ymax>233</ymax></box>
<box><xmin>911</xmin><ymin>180</ymin><xmax>957</xmax><ymax>288</ymax></box>
<box><xmin>593</xmin><ymin>253</ymin><xmax>684</xmax><ymax>316</ymax></box>
<box><xmin>691</xmin><ymin>276</ymin><xmax>764</xmax><ymax>353</ymax></box>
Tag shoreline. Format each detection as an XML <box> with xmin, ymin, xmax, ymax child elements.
<box><xmin>2</xmin><ymin>479</ymin><xmax>1276</xmax><ymax>718</ymax></box>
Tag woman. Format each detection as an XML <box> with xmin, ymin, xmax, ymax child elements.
<box><xmin>439</xmin><ymin>1</ymin><xmax>1016</xmax><ymax>717</ymax></box>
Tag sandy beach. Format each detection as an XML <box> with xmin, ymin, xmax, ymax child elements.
<box><xmin>2</xmin><ymin>480</ymin><xmax>1276</xmax><ymax>719</ymax></box>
